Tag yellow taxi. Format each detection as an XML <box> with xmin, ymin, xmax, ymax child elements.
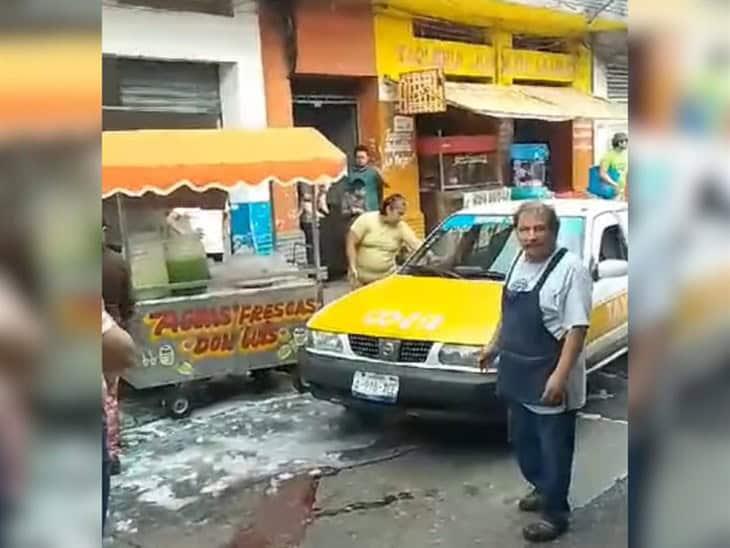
<box><xmin>298</xmin><ymin>199</ymin><xmax>628</xmax><ymax>421</ymax></box>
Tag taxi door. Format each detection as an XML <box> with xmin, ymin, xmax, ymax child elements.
<box><xmin>587</xmin><ymin>210</ymin><xmax>629</xmax><ymax>369</ymax></box>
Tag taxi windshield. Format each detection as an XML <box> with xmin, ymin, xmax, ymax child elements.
<box><xmin>402</xmin><ymin>214</ymin><xmax>586</xmax><ymax>280</ymax></box>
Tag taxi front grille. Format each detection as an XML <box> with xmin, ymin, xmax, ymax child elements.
<box><xmin>399</xmin><ymin>341</ymin><xmax>433</xmax><ymax>363</ymax></box>
<box><xmin>348</xmin><ymin>335</ymin><xmax>433</xmax><ymax>363</ymax></box>
<box><xmin>348</xmin><ymin>335</ymin><xmax>380</xmax><ymax>359</ymax></box>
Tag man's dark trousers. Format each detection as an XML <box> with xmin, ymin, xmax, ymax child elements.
<box><xmin>510</xmin><ymin>402</ymin><xmax>577</xmax><ymax>521</ymax></box>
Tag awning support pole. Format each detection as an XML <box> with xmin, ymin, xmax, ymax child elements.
<box><xmin>116</xmin><ymin>193</ymin><xmax>130</xmax><ymax>262</ymax></box>
<box><xmin>438</xmin><ymin>129</ymin><xmax>445</xmax><ymax>192</ymax></box>
<box><xmin>311</xmin><ymin>184</ymin><xmax>323</xmax><ymax>282</ymax></box>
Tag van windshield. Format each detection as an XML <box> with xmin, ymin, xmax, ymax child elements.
<box><xmin>402</xmin><ymin>214</ymin><xmax>586</xmax><ymax>280</ymax></box>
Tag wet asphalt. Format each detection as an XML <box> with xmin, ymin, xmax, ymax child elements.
<box><xmin>107</xmin><ymin>358</ymin><xmax>628</xmax><ymax>548</ymax></box>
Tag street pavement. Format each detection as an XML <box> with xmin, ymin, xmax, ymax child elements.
<box><xmin>106</xmin><ymin>358</ymin><xmax>627</xmax><ymax>548</ymax></box>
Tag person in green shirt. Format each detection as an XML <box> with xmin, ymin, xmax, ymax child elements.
<box><xmin>350</xmin><ymin>145</ymin><xmax>388</xmax><ymax>212</ymax></box>
<box><xmin>600</xmin><ymin>132</ymin><xmax>629</xmax><ymax>199</ymax></box>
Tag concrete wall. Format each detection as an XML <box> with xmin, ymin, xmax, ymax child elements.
<box><xmin>257</xmin><ymin>1</ymin><xmax>301</xmax><ymax>248</ymax></box>
<box><xmin>102</xmin><ymin>1</ymin><xmax>267</xmax><ymax>129</ymax></box>
<box><xmin>295</xmin><ymin>2</ymin><xmax>377</xmax><ymax>76</ymax></box>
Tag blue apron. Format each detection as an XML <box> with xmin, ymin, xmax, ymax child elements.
<box><xmin>496</xmin><ymin>248</ymin><xmax>567</xmax><ymax>406</ymax></box>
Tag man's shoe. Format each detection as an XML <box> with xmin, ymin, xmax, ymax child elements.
<box><xmin>522</xmin><ymin>517</ymin><xmax>569</xmax><ymax>543</ymax></box>
<box><xmin>518</xmin><ymin>489</ymin><xmax>545</xmax><ymax>513</ymax></box>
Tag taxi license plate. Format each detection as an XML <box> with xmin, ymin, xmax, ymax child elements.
<box><xmin>351</xmin><ymin>371</ymin><xmax>400</xmax><ymax>403</ymax></box>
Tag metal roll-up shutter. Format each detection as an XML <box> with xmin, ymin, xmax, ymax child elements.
<box><xmin>607</xmin><ymin>58</ymin><xmax>628</xmax><ymax>103</ymax></box>
<box><xmin>117</xmin><ymin>58</ymin><xmax>221</xmax><ymax>116</ymax></box>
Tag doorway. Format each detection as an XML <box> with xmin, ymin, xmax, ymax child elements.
<box><xmin>293</xmin><ymin>96</ymin><xmax>359</xmax><ymax>279</ymax></box>
<box><xmin>293</xmin><ymin>97</ymin><xmax>359</xmax><ymax>161</ymax></box>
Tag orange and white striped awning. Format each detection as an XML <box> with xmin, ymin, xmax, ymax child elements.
<box><xmin>102</xmin><ymin>128</ymin><xmax>348</xmax><ymax>198</ymax></box>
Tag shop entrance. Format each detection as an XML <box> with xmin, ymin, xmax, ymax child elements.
<box><xmin>293</xmin><ymin>95</ymin><xmax>359</xmax><ymax>280</ymax></box>
<box><xmin>293</xmin><ymin>97</ymin><xmax>359</xmax><ymax>162</ymax></box>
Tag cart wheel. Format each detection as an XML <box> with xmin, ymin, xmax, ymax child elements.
<box><xmin>163</xmin><ymin>390</ymin><xmax>193</xmax><ymax>420</ymax></box>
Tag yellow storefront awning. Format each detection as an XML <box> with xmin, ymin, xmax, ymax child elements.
<box><xmin>102</xmin><ymin>128</ymin><xmax>348</xmax><ymax>198</ymax></box>
<box><xmin>445</xmin><ymin>82</ymin><xmax>628</xmax><ymax>122</ymax></box>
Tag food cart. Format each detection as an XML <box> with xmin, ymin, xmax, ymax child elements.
<box><xmin>102</xmin><ymin>128</ymin><xmax>347</xmax><ymax>417</ymax></box>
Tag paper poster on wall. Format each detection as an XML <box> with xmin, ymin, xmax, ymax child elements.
<box><xmin>385</xmin><ymin>132</ymin><xmax>413</xmax><ymax>153</ymax></box>
<box><xmin>382</xmin><ymin>128</ymin><xmax>415</xmax><ymax>169</ymax></box>
<box><xmin>393</xmin><ymin>115</ymin><xmax>414</xmax><ymax>133</ymax></box>
<box><xmin>378</xmin><ymin>77</ymin><xmax>398</xmax><ymax>102</ymax></box>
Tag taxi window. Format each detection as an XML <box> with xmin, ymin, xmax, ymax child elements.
<box><xmin>404</xmin><ymin>214</ymin><xmax>586</xmax><ymax>280</ymax></box>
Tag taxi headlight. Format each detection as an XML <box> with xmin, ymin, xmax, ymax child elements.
<box><xmin>438</xmin><ymin>344</ymin><xmax>482</xmax><ymax>367</ymax></box>
<box><xmin>307</xmin><ymin>329</ymin><xmax>344</xmax><ymax>354</ymax></box>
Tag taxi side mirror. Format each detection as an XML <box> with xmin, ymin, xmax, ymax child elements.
<box><xmin>597</xmin><ymin>259</ymin><xmax>628</xmax><ymax>279</ymax></box>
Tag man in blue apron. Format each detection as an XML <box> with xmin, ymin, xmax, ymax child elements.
<box><xmin>481</xmin><ymin>201</ymin><xmax>592</xmax><ymax>543</ymax></box>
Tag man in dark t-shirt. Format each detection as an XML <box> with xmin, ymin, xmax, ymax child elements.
<box><xmin>350</xmin><ymin>145</ymin><xmax>388</xmax><ymax>212</ymax></box>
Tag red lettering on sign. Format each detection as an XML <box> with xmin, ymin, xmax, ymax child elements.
<box><xmin>180</xmin><ymin>310</ymin><xmax>196</xmax><ymax>331</ymax></box>
<box><xmin>194</xmin><ymin>336</ymin><xmax>209</xmax><ymax>355</ymax></box>
<box><xmin>197</xmin><ymin>309</ymin><xmax>215</xmax><ymax>330</ymax></box>
<box><xmin>240</xmin><ymin>324</ymin><xmax>279</xmax><ymax>350</ymax></box>
<box><xmin>295</xmin><ymin>301</ymin><xmax>308</xmax><ymax>317</ymax></box>
<box><xmin>218</xmin><ymin>306</ymin><xmax>233</xmax><ymax>327</ymax></box>
<box><xmin>251</xmin><ymin>305</ymin><xmax>264</xmax><ymax>323</ymax></box>
<box><xmin>240</xmin><ymin>326</ymin><xmax>256</xmax><ymax>349</ymax></box>
<box><xmin>272</xmin><ymin>302</ymin><xmax>285</xmax><ymax>319</ymax></box>
<box><xmin>148</xmin><ymin>311</ymin><xmax>179</xmax><ymax>337</ymax></box>
<box><xmin>263</xmin><ymin>304</ymin><xmax>274</xmax><ymax>321</ymax></box>
<box><xmin>239</xmin><ymin>305</ymin><xmax>252</xmax><ymax>326</ymax></box>
<box><xmin>285</xmin><ymin>302</ymin><xmax>296</xmax><ymax>317</ymax></box>
<box><xmin>262</xmin><ymin>323</ymin><xmax>278</xmax><ymax>346</ymax></box>
<box><xmin>222</xmin><ymin>332</ymin><xmax>235</xmax><ymax>352</ymax></box>
<box><xmin>304</xmin><ymin>298</ymin><xmax>317</xmax><ymax>315</ymax></box>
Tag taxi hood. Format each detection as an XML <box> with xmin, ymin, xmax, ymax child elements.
<box><xmin>309</xmin><ymin>275</ymin><xmax>503</xmax><ymax>346</ymax></box>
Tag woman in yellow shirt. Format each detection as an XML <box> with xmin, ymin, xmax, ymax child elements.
<box><xmin>346</xmin><ymin>194</ymin><xmax>422</xmax><ymax>288</ymax></box>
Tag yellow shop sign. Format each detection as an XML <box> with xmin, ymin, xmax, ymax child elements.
<box><xmin>376</xmin><ymin>15</ymin><xmax>496</xmax><ymax>80</ymax></box>
<box><xmin>393</xmin><ymin>39</ymin><xmax>496</xmax><ymax>78</ymax></box>
<box><xmin>502</xmin><ymin>49</ymin><xmax>576</xmax><ymax>83</ymax></box>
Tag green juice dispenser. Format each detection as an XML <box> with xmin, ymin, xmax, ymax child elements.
<box><xmin>164</xmin><ymin>233</ymin><xmax>210</xmax><ymax>295</ymax></box>
<box><xmin>128</xmin><ymin>233</ymin><xmax>171</xmax><ymax>301</ymax></box>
